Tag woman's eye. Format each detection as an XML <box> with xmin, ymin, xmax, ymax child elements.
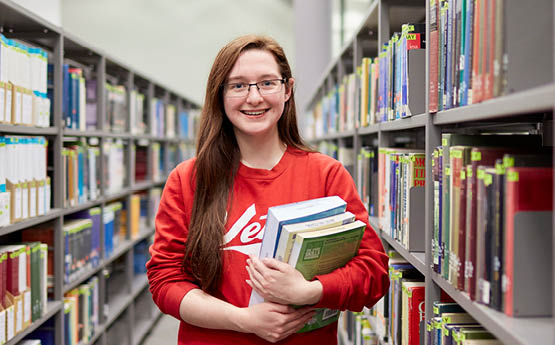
<box><xmin>232</xmin><ymin>83</ymin><xmax>245</xmax><ymax>89</ymax></box>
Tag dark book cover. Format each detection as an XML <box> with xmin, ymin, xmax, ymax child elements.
<box><xmin>455</xmin><ymin>159</ymin><xmax>469</xmax><ymax>291</ymax></box>
<box><xmin>475</xmin><ymin>167</ymin><xmax>496</xmax><ymax>306</ymax></box>
<box><xmin>448</xmin><ymin>146</ymin><xmax>471</xmax><ymax>287</ymax></box>
<box><xmin>490</xmin><ymin>159</ymin><xmax>504</xmax><ymax>311</ymax></box>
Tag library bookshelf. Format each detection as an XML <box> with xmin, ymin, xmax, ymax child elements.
<box><xmin>0</xmin><ymin>0</ymin><xmax>199</xmax><ymax>344</ymax></box>
<box><xmin>303</xmin><ymin>1</ymin><xmax>554</xmax><ymax>345</ymax></box>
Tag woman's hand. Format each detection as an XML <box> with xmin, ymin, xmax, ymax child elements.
<box><xmin>238</xmin><ymin>302</ymin><xmax>315</xmax><ymax>343</ymax></box>
<box><xmin>246</xmin><ymin>255</ymin><xmax>323</xmax><ymax>305</ymax></box>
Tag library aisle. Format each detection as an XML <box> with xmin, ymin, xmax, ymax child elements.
<box><xmin>141</xmin><ymin>315</ymin><xmax>179</xmax><ymax>345</ymax></box>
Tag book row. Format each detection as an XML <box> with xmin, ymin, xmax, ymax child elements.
<box><xmin>306</xmin><ymin>22</ymin><xmax>425</xmax><ymax>139</ymax></box>
<box><xmin>11</xmin><ymin>236</ymin><xmax>153</xmax><ymax>345</ymax></box>
<box><xmin>61</xmin><ymin>137</ymin><xmax>193</xmax><ymax>210</ymax></box>
<box><xmin>429</xmin><ymin>0</ymin><xmax>506</xmax><ymax>112</ymax></box>
<box><xmin>316</xmin><ymin>141</ymin><xmax>355</xmax><ymax>176</ymax></box>
<box><xmin>19</xmin><ymin>189</ymin><xmax>157</xmax><ymax>286</ymax></box>
<box><xmin>62</xmin><ymin>139</ymin><xmax>101</xmax><ymax>208</ymax></box>
<box><xmin>62</xmin><ymin>63</ymin><xmax>200</xmax><ymax>137</ymax></box>
<box><xmin>63</xmin><ymin>276</ymin><xmax>100</xmax><ymax>345</ymax></box>
<box><xmin>432</xmin><ymin>133</ymin><xmax>552</xmax><ymax>317</ymax></box>
<box><xmin>0</xmin><ymin>34</ymin><xmax>50</xmax><ymax>128</ymax></box>
<box><xmin>0</xmin><ymin>241</ymin><xmax>48</xmax><ymax>344</ymax></box>
<box><xmin>367</xmin><ymin>255</ymin><xmax>504</xmax><ymax>345</ymax></box>
<box><xmin>338</xmin><ymin>311</ymin><xmax>380</xmax><ymax>345</ymax></box>
<box><xmin>0</xmin><ymin>136</ymin><xmax>50</xmax><ymax>227</ymax></box>
<box><xmin>378</xmin><ymin>148</ymin><xmax>426</xmax><ymax>252</ymax></box>
<box><xmin>357</xmin><ymin>146</ymin><xmax>378</xmax><ymax>218</ymax></box>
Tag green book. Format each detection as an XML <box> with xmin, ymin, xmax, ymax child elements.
<box><xmin>453</xmin><ymin>328</ymin><xmax>495</xmax><ymax>345</ymax></box>
<box><xmin>26</xmin><ymin>242</ymin><xmax>41</xmax><ymax>322</ymax></box>
<box><xmin>287</xmin><ymin>220</ymin><xmax>366</xmax><ymax>333</ymax></box>
<box><xmin>275</xmin><ymin>211</ymin><xmax>355</xmax><ymax>263</ymax></box>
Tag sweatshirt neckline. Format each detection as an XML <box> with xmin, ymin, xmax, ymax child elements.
<box><xmin>237</xmin><ymin>146</ymin><xmax>294</xmax><ymax>180</ymax></box>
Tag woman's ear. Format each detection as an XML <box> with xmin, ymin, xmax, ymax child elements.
<box><xmin>284</xmin><ymin>77</ymin><xmax>295</xmax><ymax>102</ymax></box>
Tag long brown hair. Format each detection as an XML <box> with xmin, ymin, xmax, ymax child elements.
<box><xmin>185</xmin><ymin>35</ymin><xmax>311</xmax><ymax>292</ymax></box>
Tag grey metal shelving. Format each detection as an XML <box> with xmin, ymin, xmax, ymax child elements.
<box><xmin>0</xmin><ymin>124</ymin><xmax>59</xmax><ymax>135</ymax></box>
<box><xmin>0</xmin><ymin>1</ymin><xmax>198</xmax><ymax>344</ymax></box>
<box><xmin>305</xmin><ymin>0</ymin><xmax>554</xmax><ymax>344</ymax></box>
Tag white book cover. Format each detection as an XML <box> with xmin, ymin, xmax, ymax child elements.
<box><xmin>249</xmin><ymin>195</ymin><xmax>347</xmax><ymax>306</ymax></box>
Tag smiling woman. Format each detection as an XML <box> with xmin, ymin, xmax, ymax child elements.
<box><xmin>222</xmin><ymin>49</ymin><xmax>293</xmax><ymax>158</ymax></box>
<box><xmin>146</xmin><ymin>35</ymin><xmax>389</xmax><ymax>345</ymax></box>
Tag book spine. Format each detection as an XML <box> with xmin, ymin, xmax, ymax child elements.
<box><xmin>429</xmin><ymin>0</ymin><xmax>440</xmax><ymax>113</ymax></box>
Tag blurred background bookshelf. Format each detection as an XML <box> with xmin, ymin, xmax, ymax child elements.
<box><xmin>0</xmin><ymin>0</ymin><xmax>199</xmax><ymax>344</ymax></box>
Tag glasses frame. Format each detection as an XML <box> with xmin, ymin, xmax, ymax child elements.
<box><xmin>221</xmin><ymin>78</ymin><xmax>287</xmax><ymax>98</ymax></box>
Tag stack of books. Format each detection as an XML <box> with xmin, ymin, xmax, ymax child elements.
<box><xmin>249</xmin><ymin>196</ymin><xmax>367</xmax><ymax>333</ymax></box>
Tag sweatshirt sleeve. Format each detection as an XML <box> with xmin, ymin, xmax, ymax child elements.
<box><xmin>146</xmin><ymin>163</ymin><xmax>199</xmax><ymax>320</ymax></box>
<box><xmin>313</xmin><ymin>160</ymin><xmax>390</xmax><ymax>312</ymax></box>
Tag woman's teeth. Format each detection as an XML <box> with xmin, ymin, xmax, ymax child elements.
<box><xmin>243</xmin><ymin>110</ymin><xmax>265</xmax><ymax>115</ymax></box>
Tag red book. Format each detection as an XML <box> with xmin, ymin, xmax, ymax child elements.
<box><xmin>2</xmin><ymin>245</ymin><xmax>23</xmax><ymax>296</ymax></box>
<box><xmin>471</xmin><ymin>0</ymin><xmax>483</xmax><ymax>104</ymax></box>
<box><xmin>406</xmin><ymin>283</ymin><xmax>425</xmax><ymax>345</ymax></box>
<box><xmin>504</xmin><ymin>167</ymin><xmax>553</xmax><ymax>317</ymax></box>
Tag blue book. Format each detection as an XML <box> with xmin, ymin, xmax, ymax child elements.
<box><xmin>249</xmin><ymin>196</ymin><xmax>348</xmax><ymax>305</ymax></box>
<box><xmin>26</xmin><ymin>318</ymin><xmax>55</xmax><ymax>345</ymax></box>
<box><xmin>89</xmin><ymin>207</ymin><xmax>101</xmax><ymax>267</ymax></box>
<box><xmin>62</xmin><ymin>64</ymin><xmax>71</xmax><ymax>128</ymax></box>
<box><xmin>103</xmin><ymin>207</ymin><xmax>114</xmax><ymax>258</ymax></box>
<box><xmin>70</xmin><ymin>71</ymin><xmax>79</xmax><ymax>130</ymax></box>
<box><xmin>133</xmin><ymin>239</ymin><xmax>150</xmax><ymax>274</ymax></box>
<box><xmin>77</xmin><ymin>146</ymin><xmax>84</xmax><ymax>203</ymax></box>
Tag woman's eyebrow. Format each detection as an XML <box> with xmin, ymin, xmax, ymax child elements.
<box><xmin>227</xmin><ymin>74</ymin><xmax>281</xmax><ymax>82</ymax></box>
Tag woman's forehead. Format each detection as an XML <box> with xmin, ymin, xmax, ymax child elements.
<box><xmin>227</xmin><ymin>49</ymin><xmax>280</xmax><ymax>80</ymax></box>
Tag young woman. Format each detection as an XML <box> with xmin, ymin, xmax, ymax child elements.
<box><xmin>146</xmin><ymin>35</ymin><xmax>390</xmax><ymax>345</ymax></box>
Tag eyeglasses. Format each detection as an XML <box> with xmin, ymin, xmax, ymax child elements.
<box><xmin>221</xmin><ymin>78</ymin><xmax>287</xmax><ymax>98</ymax></box>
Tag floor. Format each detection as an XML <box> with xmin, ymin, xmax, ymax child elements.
<box><xmin>141</xmin><ymin>314</ymin><xmax>180</xmax><ymax>345</ymax></box>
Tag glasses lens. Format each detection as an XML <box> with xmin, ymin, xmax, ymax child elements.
<box><xmin>225</xmin><ymin>83</ymin><xmax>247</xmax><ymax>97</ymax></box>
<box><xmin>258</xmin><ymin>80</ymin><xmax>282</xmax><ymax>95</ymax></box>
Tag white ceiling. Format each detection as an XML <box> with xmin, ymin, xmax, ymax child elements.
<box><xmin>61</xmin><ymin>0</ymin><xmax>295</xmax><ymax>106</ymax></box>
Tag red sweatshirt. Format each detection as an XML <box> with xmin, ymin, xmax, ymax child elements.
<box><xmin>147</xmin><ymin>146</ymin><xmax>390</xmax><ymax>345</ymax></box>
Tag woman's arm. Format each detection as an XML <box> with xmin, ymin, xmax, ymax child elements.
<box><xmin>147</xmin><ymin>162</ymin><xmax>315</xmax><ymax>343</ymax></box>
<box><xmin>246</xmin><ymin>160</ymin><xmax>390</xmax><ymax>311</ymax></box>
<box><xmin>180</xmin><ymin>288</ymin><xmax>316</xmax><ymax>343</ymax></box>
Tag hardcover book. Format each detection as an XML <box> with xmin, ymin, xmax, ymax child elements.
<box><xmin>249</xmin><ymin>196</ymin><xmax>347</xmax><ymax>305</ymax></box>
<box><xmin>503</xmin><ymin>167</ymin><xmax>553</xmax><ymax>316</ymax></box>
<box><xmin>287</xmin><ymin>220</ymin><xmax>365</xmax><ymax>333</ymax></box>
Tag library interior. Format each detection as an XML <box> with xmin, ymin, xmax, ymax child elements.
<box><xmin>0</xmin><ymin>0</ymin><xmax>553</xmax><ymax>345</ymax></box>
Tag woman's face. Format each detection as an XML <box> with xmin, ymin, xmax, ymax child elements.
<box><xmin>222</xmin><ymin>49</ymin><xmax>292</xmax><ymax>142</ymax></box>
